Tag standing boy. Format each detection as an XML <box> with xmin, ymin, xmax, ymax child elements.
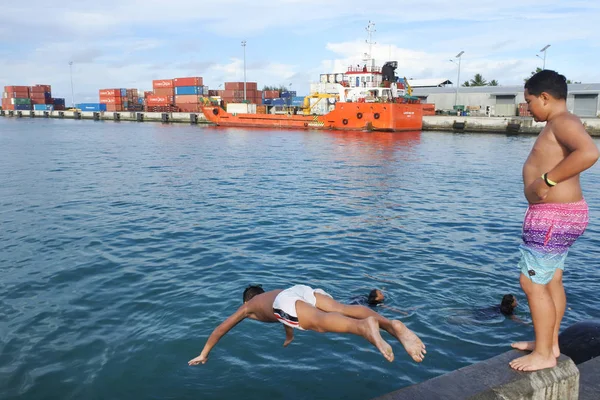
<box><xmin>510</xmin><ymin>70</ymin><xmax>599</xmax><ymax>371</ymax></box>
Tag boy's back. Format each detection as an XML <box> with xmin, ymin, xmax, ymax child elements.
<box><xmin>245</xmin><ymin>290</ymin><xmax>282</xmax><ymax>322</ymax></box>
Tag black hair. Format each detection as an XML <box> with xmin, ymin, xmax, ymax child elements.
<box><xmin>367</xmin><ymin>289</ymin><xmax>384</xmax><ymax>305</ymax></box>
<box><xmin>242</xmin><ymin>285</ymin><xmax>264</xmax><ymax>303</ymax></box>
<box><xmin>524</xmin><ymin>70</ymin><xmax>567</xmax><ymax>100</ymax></box>
<box><xmin>500</xmin><ymin>294</ymin><xmax>516</xmax><ymax>315</ymax></box>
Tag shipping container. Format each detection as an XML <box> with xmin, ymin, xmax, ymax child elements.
<box><xmin>11</xmin><ymin>98</ymin><xmax>31</xmax><ymax>105</ymax></box>
<box><xmin>99</xmin><ymin>89</ymin><xmax>122</xmax><ymax>97</ymax></box>
<box><xmin>31</xmin><ymin>85</ymin><xmax>51</xmax><ymax>93</ymax></box>
<box><xmin>174</xmin><ymin>95</ymin><xmax>203</xmax><ymax>104</ymax></box>
<box><xmin>4</xmin><ymin>86</ymin><xmax>29</xmax><ymax>93</ymax></box>
<box><xmin>262</xmin><ymin>98</ymin><xmax>273</xmax><ymax>105</ymax></box>
<box><xmin>76</xmin><ymin>103</ymin><xmax>107</xmax><ymax>112</ymax></box>
<box><xmin>226</xmin><ymin>103</ymin><xmax>257</xmax><ymax>114</ymax></box>
<box><xmin>99</xmin><ymin>96</ymin><xmax>123</xmax><ymax>104</ymax></box>
<box><xmin>174</xmin><ymin>77</ymin><xmax>203</xmax><ymax>87</ymax></box>
<box><xmin>15</xmin><ymin>104</ymin><xmax>31</xmax><ymax>110</ymax></box>
<box><xmin>153</xmin><ymin>88</ymin><xmax>174</xmax><ymax>96</ymax></box>
<box><xmin>152</xmin><ymin>79</ymin><xmax>174</xmax><ymax>89</ymax></box>
<box><xmin>33</xmin><ymin>104</ymin><xmax>54</xmax><ymax>111</ymax></box>
<box><xmin>177</xmin><ymin>103</ymin><xmax>202</xmax><ymax>112</ymax></box>
<box><xmin>280</xmin><ymin>91</ymin><xmax>297</xmax><ymax>98</ymax></box>
<box><xmin>174</xmin><ymin>86</ymin><xmax>203</xmax><ymax>95</ymax></box>
<box><xmin>5</xmin><ymin>91</ymin><xmax>30</xmax><ymax>99</ymax></box>
<box><xmin>146</xmin><ymin>94</ymin><xmax>174</xmax><ymax>105</ymax></box>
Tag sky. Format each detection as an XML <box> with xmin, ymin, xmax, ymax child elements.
<box><xmin>1</xmin><ymin>0</ymin><xmax>599</xmax><ymax>103</ymax></box>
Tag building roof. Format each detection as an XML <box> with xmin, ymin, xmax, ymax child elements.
<box><xmin>407</xmin><ymin>78</ymin><xmax>452</xmax><ymax>88</ymax></box>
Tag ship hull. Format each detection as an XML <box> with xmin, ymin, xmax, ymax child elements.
<box><xmin>201</xmin><ymin>102</ymin><xmax>423</xmax><ymax>132</ymax></box>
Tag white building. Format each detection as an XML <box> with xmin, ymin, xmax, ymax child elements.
<box><xmin>412</xmin><ymin>84</ymin><xmax>600</xmax><ymax>117</ymax></box>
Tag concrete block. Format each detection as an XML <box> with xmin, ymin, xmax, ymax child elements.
<box><xmin>373</xmin><ymin>351</ymin><xmax>579</xmax><ymax>400</ymax></box>
<box><xmin>578</xmin><ymin>356</ymin><xmax>600</xmax><ymax>400</ymax></box>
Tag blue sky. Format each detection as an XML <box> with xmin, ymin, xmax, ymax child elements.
<box><xmin>1</xmin><ymin>0</ymin><xmax>598</xmax><ymax>103</ymax></box>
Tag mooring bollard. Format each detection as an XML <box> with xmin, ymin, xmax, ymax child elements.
<box><xmin>137</xmin><ymin>113</ymin><xmax>144</xmax><ymax>122</ymax></box>
<box><xmin>114</xmin><ymin>113</ymin><xmax>120</xmax><ymax>121</ymax></box>
<box><xmin>190</xmin><ymin>114</ymin><xmax>198</xmax><ymax>124</ymax></box>
<box><xmin>161</xmin><ymin>113</ymin><xmax>169</xmax><ymax>123</ymax></box>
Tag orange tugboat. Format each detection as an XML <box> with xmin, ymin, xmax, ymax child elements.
<box><xmin>202</xmin><ymin>22</ymin><xmax>423</xmax><ymax>132</ymax></box>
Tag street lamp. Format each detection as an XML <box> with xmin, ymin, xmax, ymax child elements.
<box><xmin>241</xmin><ymin>40</ymin><xmax>247</xmax><ymax>102</ymax></box>
<box><xmin>450</xmin><ymin>51</ymin><xmax>464</xmax><ymax>107</ymax></box>
<box><xmin>69</xmin><ymin>61</ymin><xmax>75</xmax><ymax>108</ymax></box>
<box><xmin>536</xmin><ymin>44</ymin><xmax>550</xmax><ymax>69</ymax></box>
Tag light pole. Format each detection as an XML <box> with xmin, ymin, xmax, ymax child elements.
<box><xmin>69</xmin><ymin>61</ymin><xmax>75</xmax><ymax>108</ymax></box>
<box><xmin>536</xmin><ymin>44</ymin><xmax>550</xmax><ymax>69</ymax></box>
<box><xmin>241</xmin><ymin>40</ymin><xmax>247</xmax><ymax>102</ymax></box>
<box><xmin>450</xmin><ymin>51</ymin><xmax>464</xmax><ymax>107</ymax></box>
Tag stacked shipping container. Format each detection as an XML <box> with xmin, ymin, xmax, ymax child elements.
<box><xmin>2</xmin><ymin>86</ymin><xmax>31</xmax><ymax>111</ymax></box>
<box><xmin>174</xmin><ymin>77</ymin><xmax>204</xmax><ymax>112</ymax></box>
<box><xmin>2</xmin><ymin>85</ymin><xmax>64</xmax><ymax>111</ymax></box>
<box><xmin>99</xmin><ymin>89</ymin><xmax>126</xmax><ymax>112</ymax></box>
<box><xmin>147</xmin><ymin>80</ymin><xmax>177</xmax><ymax>112</ymax></box>
<box><xmin>222</xmin><ymin>82</ymin><xmax>261</xmax><ymax>104</ymax></box>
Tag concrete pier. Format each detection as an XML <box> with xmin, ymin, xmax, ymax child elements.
<box><xmin>1</xmin><ymin>110</ymin><xmax>599</xmax><ymax>136</ymax></box>
<box><xmin>374</xmin><ymin>350</ymin><xmax>580</xmax><ymax>400</ymax></box>
<box><xmin>423</xmin><ymin>115</ymin><xmax>600</xmax><ymax>136</ymax></box>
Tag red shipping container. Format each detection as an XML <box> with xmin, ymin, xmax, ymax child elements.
<box><xmin>224</xmin><ymin>82</ymin><xmax>243</xmax><ymax>91</ymax></box>
<box><xmin>106</xmin><ymin>104</ymin><xmax>123</xmax><ymax>112</ymax></box>
<box><xmin>152</xmin><ymin>79</ymin><xmax>174</xmax><ymax>89</ymax></box>
<box><xmin>31</xmin><ymin>85</ymin><xmax>51</xmax><ymax>93</ymax></box>
<box><xmin>99</xmin><ymin>89</ymin><xmax>122</xmax><ymax>96</ymax></box>
<box><xmin>174</xmin><ymin>77</ymin><xmax>203</xmax><ymax>87</ymax></box>
<box><xmin>99</xmin><ymin>96</ymin><xmax>123</xmax><ymax>104</ymax></box>
<box><xmin>263</xmin><ymin>90</ymin><xmax>279</xmax><ymax>99</ymax></box>
<box><xmin>4</xmin><ymin>86</ymin><xmax>29</xmax><ymax>93</ymax></box>
<box><xmin>146</xmin><ymin>95</ymin><xmax>174</xmax><ymax>105</ymax></box>
<box><xmin>5</xmin><ymin>91</ymin><xmax>30</xmax><ymax>99</ymax></box>
<box><xmin>177</xmin><ymin>103</ymin><xmax>202</xmax><ymax>112</ymax></box>
<box><xmin>154</xmin><ymin>88</ymin><xmax>174</xmax><ymax>96</ymax></box>
<box><xmin>175</xmin><ymin>95</ymin><xmax>202</xmax><ymax>104</ymax></box>
<box><xmin>144</xmin><ymin>91</ymin><xmax>153</xmax><ymax>98</ymax></box>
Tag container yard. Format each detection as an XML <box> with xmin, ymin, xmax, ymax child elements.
<box><xmin>2</xmin><ymin>85</ymin><xmax>65</xmax><ymax>112</ymax></box>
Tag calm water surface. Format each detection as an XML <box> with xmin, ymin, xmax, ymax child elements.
<box><xmin>1</xmin><ymin>118</ymin><xmax>599</xmax><ymax>400</ymax></box>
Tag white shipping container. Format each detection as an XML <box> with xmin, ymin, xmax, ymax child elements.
<box><xmin>226</xmin><ymin>103</ymin><xmax>257</xmax><ymax>114</ymax></box>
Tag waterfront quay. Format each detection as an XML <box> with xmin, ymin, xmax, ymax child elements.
<box><xmin>1</xmin><ymin>108</ymin><xmax>599</xmax><ymax>136</ymax></box>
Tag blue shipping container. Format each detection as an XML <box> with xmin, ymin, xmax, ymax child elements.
<box><xmin>44</xmin><ymin>92</ymin><xmax>52</xmax><ymax>99</ymax></box>
<box><xmin>262</xmin><ymin>99</ymin><xmax>273</xmax><ymax>105</ymax></box>
<box><xmin>280</xmin><ymin>91</ymin><xmax>297</xmax><ymax>98</ymax></box>
<box><xmin>271</xmin><ymin>98</ymin><xmax>286</xmax><ymax>106</ymax></box>
<box><xmin>15</xmin><ymin>104</ymin><xmax>31</xmax><ymax>111</ymax></box>
<box><xmin>120</xmin><ymin>88</ymin><xmax>127</xmax><ymax>96</ymax></box>
<box><xmin>175</xmin><ymin>86</ymin><xmax>202</xmax><ymax>95</ymax></box>
<box><xmin>76</xmin><ymin>103</ymin><xmax>106</xmax><ymax>112</ymax></box>
<box><xmin>33</xmin><ymin>104</ymin><xmax>54</xmax><ymax>111</ymax></box>
<box><xmin>53</xmin><ymin>98</ymin><xmax>65</xmax><ymax>105</ymax></box>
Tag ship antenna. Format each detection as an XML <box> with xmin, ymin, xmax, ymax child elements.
<box><xmin>364</xmin><ymin>21</ymin><xmax>376</xmax><ymax>69</ymax></box>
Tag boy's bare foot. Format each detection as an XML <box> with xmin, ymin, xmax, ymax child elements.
<box><xmin>362</xmin><ymin>317</ymin><xmax>394</xmax><ymax>362</ymax></box>
<box><xmin>509</xmin><ymin>351</ymin><xmax>557</xmax><ymax>371</ymax></box>
<box><xmin>511</xmin><ymin>341</ymin><xmax>560</xmax><ymax>358</ymax></box>
<box><xmin>391</xmin><ymin>320</ymin><xmax>426</xmax><ymax>362</ymax></box>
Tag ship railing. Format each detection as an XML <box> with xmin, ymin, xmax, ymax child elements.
<box><xmin>346</xmin><ymin>66</ymin><xmax>382</xmax><ymax>73</ymax></box>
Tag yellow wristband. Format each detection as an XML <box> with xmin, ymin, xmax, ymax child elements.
<box><xmin>542</xmin><ymin>173</ymin><xmax>557</xmax><ymax>187</ymax></box>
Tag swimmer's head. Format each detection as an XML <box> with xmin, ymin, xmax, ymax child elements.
<box><xmin>500</xmin><ymin>294</ymin><xmax>517</xmax><ymax>315</ymax></box>
<box><xmin>243</xmin><ymin>285</ymin><xmax>265</xmax><ymax>303</ymax></box>
<box><xmin>367</xmin><ymin>289</ymin><xmax>385</xmax><ymax>305</ymax></box>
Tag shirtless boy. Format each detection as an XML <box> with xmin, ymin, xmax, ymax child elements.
<box><xmin>509</xmin><ymin>70</ymin><xmax>599</xmax><ymax>371</ymax></box>
<box><xmin>188</xmin><ymin>284</ymin><xmax>426</xmax><ymax>365</ymax></box>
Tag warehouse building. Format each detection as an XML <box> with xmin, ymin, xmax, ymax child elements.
<box><xmin>412</xmin><ymin>83</ymin><xmax>600</xmax><ymax>117</ymax></box>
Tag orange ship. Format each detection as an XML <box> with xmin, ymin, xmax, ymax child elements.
<box><xmin>201</xmin><ymin>101</ymin><xmax>423</xmax><ymax>131</ymax></box>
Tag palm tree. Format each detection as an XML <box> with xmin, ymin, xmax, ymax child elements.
<box><xmin>488</xmin><ymin>80</ymin><xmax>499</xmax><ymax>86</ymax></box>
<box><xmin>469</xmin><ymin>74</ymin><xmax>488</xmax><ymax>86</ymax></box>
<box><xmin>462</xmin><ymin>81</ymin><xmax>471</xmax><ymax>87</ymax></box>
<box><xmin>524</xmin><ymin>67</ymin><xmax>543</xmax><ymax>82</ymax></box>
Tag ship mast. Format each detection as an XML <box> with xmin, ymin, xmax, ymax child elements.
<box><xmin>364</xmin><ymin>21</ymin><xmax>376</xmax><ymax>70</ymax></box>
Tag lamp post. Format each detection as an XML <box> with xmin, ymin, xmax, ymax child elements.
<box><xmin>536</xmin><ymin>44</ymin><xmax>550</xmax><ymax>69</ymax></box>
<box><xmin>450</xmin><ymin>51</ymin><xmax>464</xmax><ymax>107</ymax></box>
<box><xmin>241</xmin><ymin>40</ymin><xmax>247</xmax><ymax>102</ymax></box>
<box><xmin>69</xmin><ymin>61</ymin><xmax>75</xmax><ymax>108</ymax></box>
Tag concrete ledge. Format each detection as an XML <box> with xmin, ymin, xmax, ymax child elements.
<box><xmin>423</xmin><ymin>116</ymin><xmax>600</xmax><ymax>136</ymax></box>
<box><xmin>374</xmin><ymin>350</ymin><xmax>579</xmax><ymax>400</ymax></box>
<box><xmin>578</xmin><ymin>356</ymin><xmax>599</xmax><ymax>400</ymax></box>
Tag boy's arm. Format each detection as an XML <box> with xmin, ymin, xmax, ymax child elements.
<box><xmin>546</xmin><ymin>117</ymin><xmax>600</xmax><ymax>183</ymax></box>
<box><xmin>188</xmin><ymin>304</ymin><xmax>248</xmax><ymax>365</ymax></box>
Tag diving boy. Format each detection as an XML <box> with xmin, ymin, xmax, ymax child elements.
<box><xmin>189</xmin><ymin>284</ymin><xmax>426</xmax><ymax>365</ymax></box>
<box><xmin>509</xmin><ymin>70</ymin><xmax>599</xmax><ymax>371</ymax></box>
